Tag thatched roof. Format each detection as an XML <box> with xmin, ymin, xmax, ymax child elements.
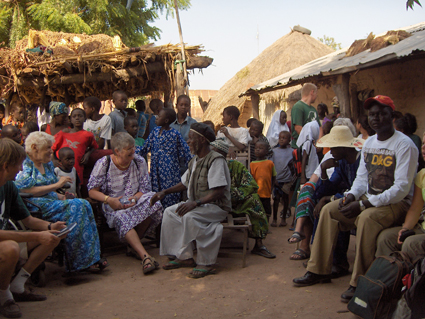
<box><xmin>202</xmin><ymin>29</ymin><xmax>333</xmax><ymax>125</ymax></box>
<box><xmin>0</xmin><ymin>30</ymin><xmax>212</xmax><ymax>105</ymax></box>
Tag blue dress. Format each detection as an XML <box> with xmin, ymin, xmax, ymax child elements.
<box><xmin>139</xmin><ymin>126</ymin><xmax>192</xmax><ymax>208</ymax></box>
<box><xmin>15</xmin><ymin>158</ymin><xmax>101</xmax><ymax>271</ymax></box>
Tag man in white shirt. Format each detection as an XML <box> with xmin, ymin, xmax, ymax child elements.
<box><xmin>293</xmin><ymin>95</ymin><xmax>418</xmax><ymax>303</ymax></box>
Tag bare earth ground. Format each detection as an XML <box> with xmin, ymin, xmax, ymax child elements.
<box><xmin>20</xmin><ymin>214</ymin><xmax>359</xmax><ymax>319</ymax></box>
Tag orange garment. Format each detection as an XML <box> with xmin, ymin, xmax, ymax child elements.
<box><xmin>323</xmin><ymin>147</ymin><xmax>330</xmax><ymax>154</ymax></box>
<box><xmin>250</xmin><ymin>160</ymin><xmax>277</xmax><ymax>198</ymax></box>
<box><xmin>2</xmin><ymin>116</ymin><xmax>24</xmax><ymax>129</ymax></box>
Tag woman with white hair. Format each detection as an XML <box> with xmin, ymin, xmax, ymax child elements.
<box><xmin>14</xmin><ymin>131</ymin><xmax>105</xmax><ymax>272</ymax></box>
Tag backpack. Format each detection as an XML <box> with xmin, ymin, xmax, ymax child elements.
<box><xmin>292</xmin><ymin>140</ymin><xmax>312</xmax><ymax>177</ymax></box>
<box><xmin>404</xmin><ymin>257</ymin><xmax>425</xmax><ymax>319</ymax></box>
<box><xmin>347</xmin><ymin>252</ymin><xmax>413</xmax><ymax>319</ymax></box>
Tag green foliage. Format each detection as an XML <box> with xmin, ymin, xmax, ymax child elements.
<box><xmin>317</xmin><ymin>35</ymin><xmax>342</xmax><ymax>51</ymax></box>
<box><xmin>0</xmin><ymin>0</ymin><xmax>191</xmax><ymax>48</ymax></box>
<box><xmin>406</xmin><ymin>0</ymin><xmax>422</xmax><ymax>9</ymax></box>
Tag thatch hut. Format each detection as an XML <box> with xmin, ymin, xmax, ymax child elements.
<box><xmin>0</xmin><ymin>30</ymin><xmax>213</xmax><ymax>119</ymax></box>
<box><xmin>202</xmin><ymin>28</ymin><xmax>333</xmax><ymax>130</ymax></box>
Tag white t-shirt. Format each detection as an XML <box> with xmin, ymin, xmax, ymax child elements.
<box><xmin>313</xmin><ymin>151</ymin><xmax>335</xmax><ymax>179</ymax></box>
<box><xmin>303</xmin><ymin>140</ymin><xmax>319</xmax><ymax>180</ymax></box>
<box><xmin>216</xmin><ymin>127</ymin><xmax>251</xmax><ymax>147</ymax></box>
<box><xmin>349</xmin><ymin>130</ymin><xmax>418</xmax><ymax>207</ymax></box>
<box><xmin>54</xmin><ymin>167</ymin><xmax>78</xmax><ymax>195</ymax></box>
<box><xmin>83</xmin><ymin>115</ymin><xmax>112</xmax><ymax>146</ymax></box>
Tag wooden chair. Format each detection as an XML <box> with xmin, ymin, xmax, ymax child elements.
<box><xmin>219</xmin><ymin>213</ymin><xmax>252</xmax><ymax>268</ymax></box>
<box><xmin>227</xmin><ymin>146</ymin><xmax>251</xmax><ymax>171</ymax></box>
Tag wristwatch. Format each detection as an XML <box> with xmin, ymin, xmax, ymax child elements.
<box><xmin>359</xmin><ymin>200</ymin><xmax>366</xmax><ymax>212</ymax></box>
<box><xmin>195</xmin><ymin>199</ymin><xmax>202</xmax><ymax>207</ymax></box>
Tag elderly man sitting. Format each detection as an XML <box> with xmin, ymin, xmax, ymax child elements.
<box><xmin>151</xmin><ymin>123</ymin><xmax>231</xmax><ymax>278</ymax></box>
<box><xmin>0</xmin><ymin>138</ymin><xmax>66</xmax><ymax>318</ymax></box>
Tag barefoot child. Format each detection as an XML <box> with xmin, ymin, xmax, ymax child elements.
<box><xmin>110</xmin><ymin>90</ymin><xmax>128</xmax><ymax>135</ymax></box>
<box><xmin>217</xmin><ymin>106</ymin><xmax>251</xmax><ymax>157</ymax></box>
<box><xmin>250</xmin><ymin>141</ymin><xmax>277</xmax><ymax>223</ymax></box>
<box><xmin>52</xmin><ymin>108</ymin><xmax>98</xmax><ymax>184</ymax></box>
<box><xmin>139</xmin><ymin>108</ymin><xmax>192</xmax><ymax>208</ymax></box>
<box><xmin>83</xmin><ymin>96</ymin><xmax>112</xmax><ymax>150</ymax></box>
<box><xmin>271</xmin><ymin>131</ymin><xmax>295</xmax><ymax>227</ymax></box>
<box><xmin>54</xmin><ymin>147</ymin><xmax>81</xmax><ymax>198</ymax></box>
<box><xmin>124</xmin><ymin>116</ymin><xmax>144</xmax><ymax>149</ymax></box>
<box><xmin>248</xmin><ymin>120</ymin><xmax>272</xmax><ymax>162</ymax></box>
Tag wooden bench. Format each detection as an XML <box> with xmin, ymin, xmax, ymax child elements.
<box><xmin>220</xmin><ymin>213</ymin><xmax>252</xmax><ymax>268</ymax></box>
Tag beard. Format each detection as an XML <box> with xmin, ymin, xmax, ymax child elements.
<box><xmin>189</xmin><ymin>140</ymin><xmax>200</xmax><ymax>155</ymax></box>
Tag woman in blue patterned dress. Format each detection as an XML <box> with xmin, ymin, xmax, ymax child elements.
<box><xmin>15</xmin><ymin>132</ymin><xmax>104</xmax><ymax>272</ymax></box>
<box><xmin>139</xmin><ymin>108</ymin><xmax>192</xmax><ymax>209</ymax></box>
<box><xmin>88</xmin><ymin>132</ymin><xmax>163</xmax><ymax>274</ymax></box>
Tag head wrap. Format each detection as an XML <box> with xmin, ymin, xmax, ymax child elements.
<box><xmin>210</xmin><ymin>138</ymin><xmax>229</xmax><ymax>154</ymax></box>
<box><xmin>296</xmin><ymin>121</ymin><xmax>320</xmax><ymax>148</ymax></box>
<box><xmin>266</xmin><ymin>110</ymin><xmax>289</xmax><ymax>148</ymax></box>
<box><xmin>190</xmin><ymin>123</ymin><xmax>216</xmax><ymax>143</ymax></box>
<box><xmin>49</xmin><ymin>102</ymin><xmax>69</xmax><ymax>116</ymax></box>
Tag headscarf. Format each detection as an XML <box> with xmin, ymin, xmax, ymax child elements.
<box><xmin>266</xmin><ymin>110</ymin><xmax>289</xmax><ymax>148</ymax></box>
<box><xmin>296</xmin><ymin>121</ymin><xmax>320</xmax><ymax>148</ymax></box>
<box><xmin>210</xmin><ymin>138</ymin><xmax>229</xmax><ymax>154</ymax></box>
<box><xmin>49</xmin><ymin>102</ymin><xmax>68</xmax><ymax>116</ymax></box>
<box><xmin>190</xmin><ymin>122</ymin><xmax>216</xmax><ymax>143</ymax></box>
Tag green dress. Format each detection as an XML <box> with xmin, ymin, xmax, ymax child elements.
<box><xmin>227</xmin><ymin>160</ymin><xmax>268</xmax><ymax>239</ymax></box>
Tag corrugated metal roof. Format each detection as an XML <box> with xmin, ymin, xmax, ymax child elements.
<box><xmin>241</xmin><ymin>22</ymin><xmax>425</xmax><ymax>96</ymax></box>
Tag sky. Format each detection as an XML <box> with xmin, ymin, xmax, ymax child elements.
<box><xmin>152</xmin><ymin>0</ymin><xmax>424</xmax><ymax>91</ymax></box>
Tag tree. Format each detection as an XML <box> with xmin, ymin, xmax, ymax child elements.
<box><xmin>406</xmin><ymin>0</ymin><xmax>422</xmax><ymax>9</ymax></box>
<box><xmin>0</xmin><ymin>0</ymin><xmax>191</xmax><ymax>48</ymax></box>
<box><xmin>317</xmin><ymin>35</ymin><xmax>342</xmax><ymax>51</ymax></box>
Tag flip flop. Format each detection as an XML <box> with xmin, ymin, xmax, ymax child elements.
<box><xmin>187</xmin><ymin>267</ymin><xmax>217</xmax><ymax>279</ymax></box>
<box><xmin>162</xmin><ymin>259</ymin><xmax>196</xmax><ymax>270</ymax></box>
<box><xmin>290</xmin><ymin>248</ymin><xmax>310</xmax><ymax>260</ymax></box>
<box><xmin>288</xmin><ymin>231</ymin><xmax>306</xmax><ymax>244</ymax></box>
<box><xmin>251</xmin><ymin>245</ymin><xmax>276</xmax><ymax>259</ymax></box>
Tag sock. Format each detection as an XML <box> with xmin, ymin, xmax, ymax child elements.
<box><xmin>0</xmin><ymin>286</ymin><xmax>13</xmax><ymax>305</ymax></box>
<box><xmin>9</xmin><ymin>268</ymin><xmax>30</xmax><ymax>294</ymax></box>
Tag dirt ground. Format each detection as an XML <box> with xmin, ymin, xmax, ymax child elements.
<box><xmin>19</xmin><ymin>215</ymin><xmax>359</xmax><ymax>319</ymax></box>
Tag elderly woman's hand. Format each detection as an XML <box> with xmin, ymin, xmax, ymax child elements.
<box><xmin>107</xmin><ymin>196</ymin><xmax>126</xmax><ymax>211</ymax></box>
<box><xmin>57</xmin><ymin>176</ymin><xmax>72</xmax><ymax>188</ymax></box>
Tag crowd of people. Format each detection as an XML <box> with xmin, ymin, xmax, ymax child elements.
<box><xmin>0</xmin><ymin>83</ymin><xmax>424</xmax><ymax>318</ymax></box>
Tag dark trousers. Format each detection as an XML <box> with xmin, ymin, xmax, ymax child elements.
<box><xmin>260</xmin><ymin>197</ymin><xmax>272</xmax><ymax>218</ymax></box>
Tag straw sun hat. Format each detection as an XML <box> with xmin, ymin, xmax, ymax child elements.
<box><xmin>316</xmin><ymin>126</ymin><xmax>365</xmax><ymax>148</ymax></box>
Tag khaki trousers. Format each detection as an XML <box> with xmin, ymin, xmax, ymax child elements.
<box><xmin>376</xmin><ymin>225</ymin><xmax>425</xmax><ymax>263</ymax></box>
<box><xmin>306</xmin><ymin>197</ymin><xmax>408</xmax><ymax>287</ymax></box>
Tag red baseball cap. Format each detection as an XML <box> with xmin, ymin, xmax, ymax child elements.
<box><xmin>363</xmin><ymin>95</ymin><xmax>395</xmax><ymax>110</ymax></box>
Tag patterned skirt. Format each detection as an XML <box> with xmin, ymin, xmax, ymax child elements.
<box><xmin>295</xmin><ymin>182</ymin><xmax>317</xmax><ymax>222</ymax></box>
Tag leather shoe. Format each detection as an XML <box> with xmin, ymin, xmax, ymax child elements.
<box><xmin>0</xmin><ymin>300</ymin><xmax>22</xmax><ymax>318</ymax></box>
<box><xmin>293</xmin><ymin>271</ymin><xmax>331</xmax><ymax>287</ymax></box>
<box><xmin>331</xmin><ymin>265</ymin><xmax>350</xmax><ymax>279</ymax></box>
<box><xmin>12</xmin><ymin>290</ymin><xmax>47</xmax><ymax>302</ymax></box>
<box><xmin>341</xmin><ymin>285</ymin><xmax>356</xmax><ymax>303</ymax></box>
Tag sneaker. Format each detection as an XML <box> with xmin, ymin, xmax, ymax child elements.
<box><xmin>0</xmin><ymin>300</ymin><xmax>22</xmax><ymax>318</ymax></box>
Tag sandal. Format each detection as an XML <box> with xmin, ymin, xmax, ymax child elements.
<box><xmin>82</xmin><ymin>258</ymin><xmax>109</xmax><ymax>272</ymax></box>
<box><xmin>288</xmin><ymin>231</ymin><xmax>306</xmax><ymax>244</ymax></box>
<box><xmin>142</xmin><ymin>256</ymin><xmax>159</xmax><ymax>274</ymax></box>
<box><xmin>162</xmin><ymin>259</ymin><xmax>196</xmax><ymax>270</ymax></box>
<box><xmin>251</xmin><ymin>245</ymin><xmax>276</xmax><ymax>259</ymax></box>
<box><xmin>187</xmin><ymin>267</ymin><xmax>217</xmax><ymax>279</ymax></box>
<box><xmin>290</xmin><ymin>248</ymin><xmax>310</xmax><ymax>260</ymax></box>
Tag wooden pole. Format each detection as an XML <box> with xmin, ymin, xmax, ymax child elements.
<box><xmin>173</xmin><ymin>0</ymin><xmax>189</xmax><ymax>100</ymax></box>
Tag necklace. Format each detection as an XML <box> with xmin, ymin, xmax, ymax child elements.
<box><xmin>112</xmin><ymin>156</ymin><xmax>131</xmax><ymax>170</ymax></box>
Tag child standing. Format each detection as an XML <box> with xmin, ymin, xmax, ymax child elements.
<box><xmin>2</xmin><ymin>102</ymin><xmax>25</xmax><ymax>129</ymax></box>
<box><xmin>271</xmin><ymin>131</ymin><xmax>295</xmax><ymax>227</ymax></box>
<box><xmin>135</xmin><ymin>99</ymin><xmax>147</xmax><ymax>139</ymax></box>
<box><xmin>52</xmin><ymin>108</ymin><xmax>98</xmax><ymax>183</ymax></box>
<box><xmin>124</xmin><ymin>116</ymin><xmax>144</xmax><ymax>149</ymax></box>
<box><xmin>250</xmin><ymin>141</ymin><xmax>277</xmax><ymax>222</ymax></box>
<box><xmin>217</xmin><ymin>106</ymin><xmax>251</xmax><ymax>157</ymax></box>
<box><xmin>266</xmin><ymin>110</ymin><xmax>291</xmax><ymax>148</ymax></box>
<box><xmin>248</xmin><ymin>120</ymin><xmax>272</xmax><ymax>162</ymax></box>
<box><xmin>83</xmin><ymin>96</ymin><xmax>112</xmax><ymax>150</ymax></box>
<box><xmin>54</xmin><ymin>147</ymin><xmax>81</xmax><ymax>198</ymax></box>
<box><xmin>139</xmin><ymin>108</ymin><xmax>192</xmax><ymax>209</ymax></box>
<box><xmin>109</xmin><ymin>90</ymin><xmax>128</xmax><ymax>135</ymax></box>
